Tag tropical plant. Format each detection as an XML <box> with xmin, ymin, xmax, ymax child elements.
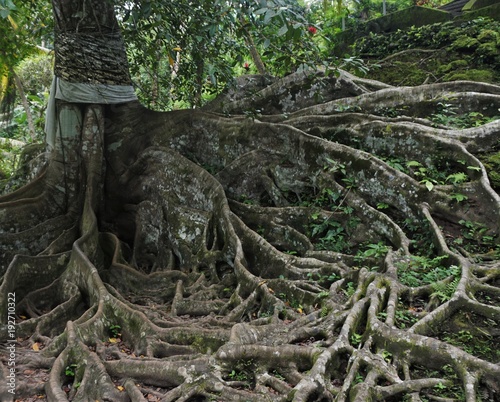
<box><xmin>116</xmin><ymin>0</ymin><xmax>325</xmax><ymax>109</ymax></box>
<box><xmin>0</xmin><ymin>0</ymin><xmax>52</xmax><ymax>141</ymax></box>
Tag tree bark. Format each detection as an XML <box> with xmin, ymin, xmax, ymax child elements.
<box><xmin>240</xmin><ymin>18</ymin><xmax>267</xmax><ymax>75</ymax></box>
<box><xmin>52</xmin><ymin>0</ymin><xmax>132</xmax><ymax>85</ymax></box>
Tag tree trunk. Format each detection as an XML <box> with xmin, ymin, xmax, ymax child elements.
<box><xmin>1</xmin><ymin>1</ymin><xmax>500</xmax><ymax>401</ymax></box>
<box><xmin>52</xmin><ymin>0</ymin><xmax>131</xmax><ymax>85</ymax></box>
<box><xmin>11</xmin><ymin>70</ymin><xmax>36</xmax><ymax>141</ymax></box>
<box><xmin>240</xmin><ymin>18</ymin><xmax>267</xmax><ymax>75</ymax></box>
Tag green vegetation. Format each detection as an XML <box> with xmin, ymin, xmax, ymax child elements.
<box><xmin>396</xmin><ymin>255</ymin><xmax>459</xmax><ymax>287</ymax></box>
<box><xmin>226</xmin><ymin>359</ymin><xmax>255</xmax><ymax>387</ymax></box>
<box><xmin>350</xmin><ymin>332</ymin><xmax>363</xmax><ymax>346</ymax></box>
<box><xmin>411</xmin><ymin>364</ymin><xmax>465</xmax><ymax>401</ymax></box>
<box><xmin>307</xmin><ymin>272</ymin><xmax>340</xmax><ymax>286</ymax></box>
<box><xmin>451</xmin><ymin>219</ymin><xmax>499</xmax><ymax>254</ymax></box>
<box><xmin>352</xmin><ymin>18</ymin><xmax>500</xmax><ymax>85</ymax></box>
<box><xmin>430</xmin><ymin>104</ymin><xmax>500</xmax><ymax>129</ymax></box>
<box><xmin>0</xmin><ymin>140</ymin><xmax>21</xmax><ymax>179</ymax></box>
<box><xmin>310</xmin><ymin>216</ymin><xmax>349</xmax><ymax>252</ymax></box>
<box><xmin>430</xmin><ymin>277</ymin><xmax>459</xmax><ymax>302</ymax></box>
<box><xmin>65</xmin><ymin>363</ymin><xmax>77</xmax><ymax>378</ymax></box>
<box><xmin>108</xmin><ymin>324</ymin><xmax>121</xmax><ymax>338</ymax></box>
<box><xmin>443</xmin><ymin>330</ymin><xmax>493</xmax><ymax>359</ymax></box>
<box><xmin>479</xmin><ymin>150</ymin><xmax>500</xmax><ymax>192</ymax></box>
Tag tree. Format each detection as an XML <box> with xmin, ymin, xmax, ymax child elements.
<box><xmin>1</xmin><ymin>0</ymin><xmax>500</xmax><ymax>401</ymax></box>
<box><xmin>0</xmin><ymin>1</ymin><xmax>50</xmax><ymax>141</ymax></box>
<box><xmin>116</xmin><ymin>0</ymin><xmax>322</xmax><ymax>109</ymax></box>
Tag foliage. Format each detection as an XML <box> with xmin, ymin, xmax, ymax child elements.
<box><xmin>0</xmin><ymin>140</ymin><xmax>22</xmax><ymax>179</ymax></box>
<box><xmin>354</xmin><ymin>18</ymin><xmax>500</xmax><ymax>56</ymax></box>
<box><xmin>430</xmin><ymin>104</ymin><xmax>500</xmax><ymax>129</ymax></box>
<box><xmin>0</xmin><ymin>1</ymin><xmax>52</xmax><ymax>149</ymax></box>
<box><xmin>352</xmin><ymin>18</ymin><xmax>500</xmax><ymax>85</ymax></box>
<box><xmin>452</xmin><ymin>219</ymin><xmax>499</xmax><ymax>254</ymax></box>
<box><xmin>393</xmin><ymin>304</ymin><xmax>419</xmax><ymax>329</ymax></box>
<box><xmin>0</xmin><ymin>0</ymin><xmax>16</xmax><ymax>19</ymax></box>
<box><xmin>350</xmin><ymin>332</ymin><xmax>362</xmax><ymax>346</ymax></box>
<box><xmin>65</xmin><ymin>363</ymin><xmax>77</xmax><ymax>378</ymax></box>
<box><xmin>108</xmin><ymin>324</ymin><xmax>121</xmax><ymax>338</ymax></box>
<box><xmin>442</xmin><ymin>328</ymin><xmax>498</xmax><ymax>361</ymax></box>
<box><xmin>1</xmin><ymin>53</ymin><xmax>52</xmax><ymax>142</ymax></box>
<box><xmin>16</xmin><ymin>53</ymin><xmax>53</xmax><ymax>96</ymax></box>
<box><xmin>0</xmin><ymin>1</ymin><xmax>52</xmax><ymax>92</ymax></box>
<box><xmin>430</xmin><ymin>277</ymin><xmax>459</xmax><ymax>302</ymax></box>
<box><xmin>116</xmin><ymin>0</ymin><xmax>326</xmax><ymax>110</ymax></box>
<box><xmin>396</xmin><ymin>255</ymin><xmax>459</xmax><ymax>287</ymax></box>
<box><xmin>1</xmin><ymin>92</ymin><xmax>48</xmax><ymax>143</ymax></box>
<box><xmin>359</xmin><ymin>242</ymin><xmax>389</xmax><ymax>258</ymax></box>
<box><xmin>226</xmin><ymin>359</ymin><xmax>255</xmax><ymax>386</ymax></box>
<box><xmin>309</xmin><ymin>205</ymin><xmax>360</xmax><ymax>253</ymax></box>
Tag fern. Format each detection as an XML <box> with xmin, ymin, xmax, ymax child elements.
<box><xmin>431</xmin><ymin>277</ymin><xmax>459</xmax><ymax>303</ymax></box>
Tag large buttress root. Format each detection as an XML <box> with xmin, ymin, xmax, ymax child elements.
<box><xmin>1</xmin><ymin>76</ymin><xmax>500</xmax><ymax>401</ymax></box>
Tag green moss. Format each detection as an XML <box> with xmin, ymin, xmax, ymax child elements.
<box><xmin>477</xmin><ymin>28</ymin><xmax>500</xmax><ymax>43</ymax></box>
<box><xmin>477</xmin><ymin>42</ymin><xmax>500</xmax><ymax>58</ymax></box>
<box><xmin>443</xmin><ymin>69</ymin><xmax>494</xmax><ymax>82</ymax></box>
<box><xmin>351</xmin><ymin>18</ymin><xmax>500</xmax><ymax>86</ymax></box>
<box><xmin>192</xmin><ymin>334</ymin><xmax>226</xmax><ymax>353</ymax></box>
<box><xmin>451</xmin><ymin>35</ymin><xmax>480</xmax><ymax>50</ymax></box>
<box><xmin>437</xmin><ymin>59</ymin><xmax>469</xmax><ymax>74</ymax></box>
<box><xmin>367</xmin><ymin>62</ymin><xmax>429</xmax><ymax>86</ymax></box>
<box><xmin>479</xmin><ymin>151</ymin><xmax>500</xmax><ymax>191</ymax></box>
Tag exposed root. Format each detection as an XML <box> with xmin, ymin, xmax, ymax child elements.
<box><xmin>1</xmin><ymin>75</ymin><xmax>500</xmax><ymax>401</ymax></box>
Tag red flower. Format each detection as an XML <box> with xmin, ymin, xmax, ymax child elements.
<box><xmin>308</xmin><ymin>26</ymin><xmax>317</xmax><ymax>35</ymax></box>
<box><xmin>243</xmin><ymin>62</ymin><xmax>250</xmax><ymax>71</ymax></box>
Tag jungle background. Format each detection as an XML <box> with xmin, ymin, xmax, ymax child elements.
<box><xmin>1</xmin><ymin>0</ymin><xmax>500</xmax><ymax>401</ymax></box>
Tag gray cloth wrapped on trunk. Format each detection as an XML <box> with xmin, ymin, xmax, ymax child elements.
<box><xmin>45</xmin><ymin>77</ymin><xmax>137</xmax><ymax>150</ymax></box>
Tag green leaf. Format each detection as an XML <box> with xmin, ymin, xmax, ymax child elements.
<box><xmin>277</xmin><ymin>25</ymin><xmax>288</xmax><ymax>36</ymax></box>
<box><xmin>264</xmin><ymin>9</ymin><xmax>276</xmax><ymax>23</ymax></box>
<box><xmin>450</xmin><ymin>193</ymin><xmax>468</xmax><ymax>203</ymax></box>
<box><xmin>446</xmin><ymin>172</ymin><xmax>467</xmax><ymax>184</ymax></box>
<box><xmin>0</xmin><ymin>0</ymin><xmax>16</xmax><ymax>18</ymax></box>
<box><xmin>424</xmin><ymin>180</ymin><xmax>434</xmax><ymax>191</ymax></box>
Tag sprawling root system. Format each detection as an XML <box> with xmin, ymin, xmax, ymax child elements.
<box><xmin>1</xmin><ymin>72</ymin><xmax>500</xmax><ymax>401</ymax></box>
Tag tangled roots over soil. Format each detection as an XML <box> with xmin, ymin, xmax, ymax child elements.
<box><xmin>1</xmin><ymin>72</ymin><xmax>500</xmax><ymax>401</ymax></box>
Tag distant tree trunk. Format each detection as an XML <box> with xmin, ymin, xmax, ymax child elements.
<box><xmin>240</xmin><ymin>18</ymin><xmax>267</xmax><ymax>75</ymax></box>
<box><xmin>11</xmin><ymin>70</ymin><xmax>36</xmax><ymax>141</ymax></box>
<box><xmin>194</xmin><ymin>58</ymin><xmax>205</xmax><ymax>107</ymax></box>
